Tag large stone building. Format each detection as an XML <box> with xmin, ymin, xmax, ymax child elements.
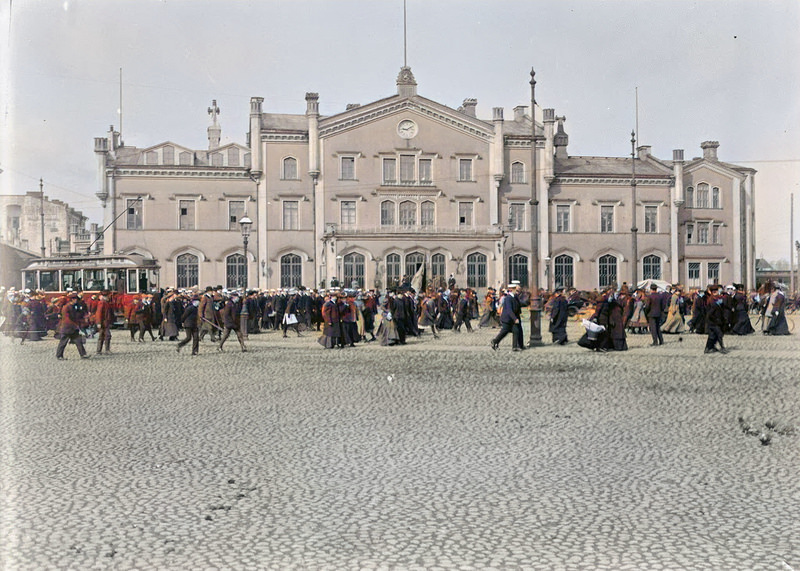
<box><xmin>0</xmin><ymin>191</ymin><xmax>101</xmax><ymax>257</ymax></box>
<box><xmin>95</xmin><ymin>67</ymin><xmax>756</xmax><ymax>292</ymax></box>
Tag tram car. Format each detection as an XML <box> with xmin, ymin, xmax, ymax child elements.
<box><xmin>21</xmin><ymin>253</ymin><xmax>160</xmax><ymax>325</ymax></box>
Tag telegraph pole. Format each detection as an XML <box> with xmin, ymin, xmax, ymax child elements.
<box><xmin>528</xmin><ymin>67</ymin><xmax>543</xmax><ymax>347</ymax></box>
<box><xmin>630</xmin><ymin>131</ymin><xmax>638</xmax><ymax>286</ymax></box>
<box><xmin>791</xmin><ymin>193</ymin><xmax>795</xmax><ymax>295</ymax></box>
<box><xmin>39</xmin><ymin>178</ymin><xmax>46</xmax><ymax>257</ymax></box>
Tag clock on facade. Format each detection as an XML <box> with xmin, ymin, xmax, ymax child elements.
<box><xmin>397</xmin><ymin>119</ymin><xmax>418</xmax><ymax>139</ymax></box>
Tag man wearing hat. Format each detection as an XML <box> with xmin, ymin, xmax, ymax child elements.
<box><xmin>94</xmin><ymin>291</ymin><xmax>115</xmax><ymax>354</ymax></box>
<box><xmin>56</xmin><ymin>292</ymin><xmax>89</xmax><ymax>360</ymax></box>
<box><xmin>643</xmin><ymin>283</ymin><xmax>669</xmax><ymax>346</ymax></box>
<box><xmin>549</xmin><ymin>286</ymin><xmax>569</xmax><ymax>345</ymax></box>
<box><xmin>490</xmin><ymin>283</ymin><xmax>524</xmax><ymax>351</ymax></box>
<box><xmin>219</xmin><ymin>292</ymin><xmax>247</xmax><ymax>352</ymax></box>
<box><xmin>176</xmin><ymin>295</ymin><xmax>201</xmax><ymax>355</ymax></box>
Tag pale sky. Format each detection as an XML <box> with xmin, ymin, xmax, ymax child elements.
<box><xmin>2</xmin><ymin>0</ymin><xmax>798</xmax><ymax>262</ymax></box>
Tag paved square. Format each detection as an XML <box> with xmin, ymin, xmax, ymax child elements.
<box><xmin>1</xmin><ymin>318</ymin><xmax>798</xmax><ymax>570</ymax></box>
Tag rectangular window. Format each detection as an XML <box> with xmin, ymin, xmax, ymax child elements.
<box><xmin>399</xmin><ymin>155</ymin><xmax>415</xmax><ymax>183</ymax></box>
<box><xmin>711</xmin><ymin>187</ymin><xmax>720</xmax><ymax>209</ymax></box>
<box><xmin>179</xmin><ymin>200</ymin><xmax>195</xmax><ymax>230</ymax></box>
<box><xmin>697</xmin><ymin>222</ymin><xmax>709</xmax><ymax>244</ymax></box>
<box><xmin>228</xmin><ymin>200</ymin><xmax>245</xmax><ymax>230</ymax></box>
<box><xmin>644</xmin><ymin>205</ymin><xmax>658</xmax><ymax>233</ymax></box>
<box><xmin>382</xmin><ymin>158</ymin><xmax>397</xmax><ymax>184</ymax></box>
<box><xmin>510</xmin><ymin>203</ymin><xmax>526</xmax><ymax>231</ymax></box>
<box><xmin>126</xmin><ymin>199</ymin><xmax>142</xmax><ymax>230</ymax></box>
<box><xmin>556</xmin><ymin>204</ymin><xmax>570</xmax><ymax>233</ymax></box>
<box><xmin>711</xmin><ymin>224</ymin><xmax>720</xmax><ymax>244</ymax></box>
<box><xmin>340</xmin><ymin>200</ymin><xmax>356</xmax><ymax>225</ymax></box>
<box><xmin>419</xmin><ymin>159</ymin><xmax>432</xmax><ymax>183</ymax></box>
<box><xmin>686</xmin><ymin>223</ymin><xmax>694</xmax><ymax>244</ymax></box>
<box><xmin>688</xmin><ymin>262</ymin><xmax>701</xmax><ymax>287</ymax></box>
<box><xmin>600</xmin><ymin>205</ymin><xmax>614</xmax><ymax>233</ymax></box>
<box><xmin>341</xmin><ymin>156</ymin><xmax>355</xmax><ymax>180</ymax></box>
<box><xmin>458</xmin><ymin>201</ymin><xmax>473</xmax><ymax>227</ymax></box>
<box><xmin>458</xmin><ymin>159</ymin><xmax>473</xmax><ymax>182</ymax></box>
<box><xmin>283</xmin><ymin>201</ymin><xmax>298</xmax><ymax>230</ymax></box>
<box><xmin>708</xmin><ymin>262</ymin><xmax>720</xmax><ymax>283</ymax></box>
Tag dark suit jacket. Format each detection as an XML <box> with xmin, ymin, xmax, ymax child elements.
<box><xmin>499</xmin><ymin>294</ymin><xmax>521</xmax><ymax>324</ymax></box>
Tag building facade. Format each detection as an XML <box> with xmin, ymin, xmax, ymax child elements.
<box><xmin>95</xmin><ymin>67</ymin><xmax>756</xmax><ymax>292</ymax></box>
<box><xmin>0</xmin><ymin>191</ymin><xmax>101</xmax><ymax>257</ymax></box>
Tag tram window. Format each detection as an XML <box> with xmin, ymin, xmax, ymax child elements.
<box><xmin>24</xmin><ymin>272</ymin><xmax>37</xmax><ymax>291</ymax></box>
<box><xmin>62</xmin><ymin>270</ymin><xmax>82</xmax><ymax>291</ymax></box>
<box><xmin>128</xmin><ymin>270</ymin><xmax>138</xmax><ymax>293</ymax></box>
<box><xmin>40</xmin><ymin>271</ymin><xmax>57</xmax><ymax>291</ymax></box>
<box><xmin>84</xmin><ymin>269</ymin><xmax>105</xmax><ymax>291</ymax></box>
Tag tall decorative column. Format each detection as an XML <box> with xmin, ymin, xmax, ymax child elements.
<box><xmin>670</xmin><ymin>149</ymin><xmax>684</xmax><ymax>284</ymax></box>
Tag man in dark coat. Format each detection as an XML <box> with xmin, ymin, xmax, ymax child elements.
<box><xmin>453</xmin><ymin>290</ymin><xmax>474</xmax><ymax>333</ymax></box>
<box><xmin>705</xmin><ymin>286</ymin><xmax>729</xmax><ymax>353</ymax></box>
<box><xmin>549</xmin><ymin>286</ymin><xmax>569</xmax><ymax>345</ymax></box>
<box><xmin>56</xmin><ymin>292</ymin><xmax>89</xmax><ymax>360</ymax></box>
<box><xmin>490</xmin><ymin>285</ymin><xmax>523</xmax><ymax>352</ymax></box>
<box><xmin>644</xmin><ymin>283</ymin><xmax>668</xmax><ymax>346</ymax></box>
<box><xmin>318</xmin><ymin>291</ymin><xmax>344</xmax><ymax>348</ymax></box>
<box><xmin>176</xmin><ymin>295</ymin><xmax>200</xmax><ymax>355</ymax></box>
<box><xmin>219</xmin><ymin>293</ymin><xmax>247</xmax><ymax>352</ymax></box>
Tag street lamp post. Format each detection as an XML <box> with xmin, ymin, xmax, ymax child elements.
<box><xmin>630</xmin><ymin>131</ymin><xmax>639</xmax><ymax>287</ymax></box>
<box><xmin>528</xmin><ymin>67</ymin><xmax>543</xmax><ymax>347</ymax></box>
<box><xmin>239</xmin><ymin>216</ymin><xmax>253</xmax><ymax>337</ymax></box>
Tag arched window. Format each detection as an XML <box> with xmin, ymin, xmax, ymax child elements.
<box><xmin>696</xmin><ymin>182</ymin><xmax>709</xmax><ymax>208</ymax></box>
<box><xmin>399</xmin><ymin>201</ymin><xmax>416</xmax><ymax>226</ymax></box>
<box><xmin>380</xmin><ymin>200</ymin><xmax>395</xmax><ymax>226</ymax></box>
<box><xmin>467</xmin><ymin>252</ymin><xmax>487</xmax><ymax>288</ymax></box>
<box><xmin>386</xmin><ymin>253</ymin><xmax>401</xmax><ymax>287</ymax></box>
<box><xmin>686</xmin><ymin>186</ymin><xmax>694</xmax><ymax>208</ymax></box>
<box><xmin>405</xmin><ymin>252</ymin><xmax>425</xmax><ymax>278</ymax></box>
<box><xmin>282</xmin><ymin>157</ymin><xmax>298</xmax><ymax>180</ymax></box>
<box><xmin>642</xmin><ymin>254</ymin><xmax>662</xmax><ymax>280</ymax></box>
<box><xmin>280</xmin><ymin>254</ymin><xmax>302</xmax><ymax>288</ymax></box>
<box><xmin>554</xmin><ymin>254</ymin><xmax>574</xmax><ymax>289</ymax></box>
<box><xmin>420</xmin><ymin>201</ymin><xmax>435</xmax><ymax>227</ymax></box>
<box><xmin>711</xmin><ymin>186</ymin><xmax>720</xmax><ymax>209</ymax></box>
<box><xmin>176</xmin><ymin>253</ymin><xmax>199</xmax><ymax>288</ymax></box>
<box><xmin>343</xmin><ymin>252</ymin><xmax>365</xmax><ymax>289</ymax></box>
<box><xmin>431</xmin><ymin>253</ymin><xmax>446</xmax><ymax>280</ymax></box>
<box><xmin>509</xmin><ymin>254</ymin><xmax>529</xmax><ymax>287</ymax></box>
<box><xmin>226</xmin><ymin>253</ymin><xmax>247</xmax><ymax>289</ymax></box>
<box><xmin>598</xmin><ymin>254</ymin><xmax>617</xmax><ymax>289</ymax></box>
<box><xmin>510</xmin><ymin>161</ymin><xmax>525</xmax><ymax>184</ymax></box>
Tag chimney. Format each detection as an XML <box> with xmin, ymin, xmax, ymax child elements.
<box><xmin>513</xmin><ymin>105</ymin><xmax>527</xmax><ymax>122</ymax></box>
<box><xmin>637</xmin><ymin>145</ymin><xmax>652</xmax><ymax>159</ymax></box>
<box><xmin>461</xmin><ymin>98</ymin><xmax>477</xmax><ymax>118</ymax></box>
<box><xmin>673</xmin><ymin>149</ymin><xmax>685</xmax><ymax>203</ymax></box>
<box><xmin>701</xmin><ymin>141</ymin><xmax>719</xmax><ymax>161</ymax></box>
<box><xmin>554</xmin><ymin>116</ymin><xmax>569</xmax><ymax>159</ymax></box>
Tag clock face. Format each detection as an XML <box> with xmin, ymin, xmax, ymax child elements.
<box><xmin>397</xmin><ymin>119</ymin><xmax>418</xmax><ymax>139</ymax></box>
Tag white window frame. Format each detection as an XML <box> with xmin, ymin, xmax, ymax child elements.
<box><xmin>458</xmin><ymin>201</ymin><xmax>474</xmax><ymax>227</ymax></box>
<box><xmin>282</xmin><ymin>200</ymin><xmax>299</xmax><ymax>230</ymax></box>
<box><xmin>555</xmin><ymin>204</ymin><xmax>570</xmax><ymax>233</ymax></box>
<box><xmin>281</xmin><ymin>156</ymin><xmax>299</xmax><ymax>180</ymax></box>
<box><xmin>707</xmin><ymin>261</ymin><xmax>720</xmax><ymax>283</ymax></box>
<box><xmin>510</xmin><ymin>161</ymin><xmax>526</xmax><ymax>184</ymax></box>
<box><xmin>643</xmin><ymin>204</ymin><xmax>658</xmax><ymax>234</ymax></box>
<box><xmin>382</xmin><ymin>157</ymin><xmax>397</xmax><ymax>184</ymax></box>
<box><xmin>340</xmin><ymin>200</ymin><xmax>356</xmax><ymax>225</ymax></box>
<box><xmin>178</xmin><ymin>199</ymin><xmax>196</xmax><ymax>231</ymax></box>
<box><xmin>711</xmin><ymin>186</ymin><xmax>721</xmax><ymax>209</ymax></box>
<box><xmin>458</xmin><ymin>158</ymin><xmax>474</xmax><ymax>182</ymax></box>
<box><xmin>340</xmin><ymin>156</ymin><xmax>356</xmax><ymax>181</ymax></box>
<box><xmin>600</xmin><ymin>204</ymin><xmax>615</xmax><ymax>233</ymax></box>
<box><xmin>420</xmin><ymin>200</ymin><xmax>435</xmax><ymax>227</ymax></box>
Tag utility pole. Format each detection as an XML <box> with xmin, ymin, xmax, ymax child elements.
<box><xmin>528</xmin><ymin>67</ymin><xmax>543</xmax><ymax>347</ymax></box>
<box><xmin>630</xmin><ymin>131</ymin><xmax>638</xmax><ymax>287</ymax></box>
<box><xmin>791</xmin><ymin>193</ymin><xmax>795</xmax><ymax>294</ymax></box>
<box><xmin>39</xmin><ymin>178</ymin><xmax>46</xmax><ymax>257</ymax></box>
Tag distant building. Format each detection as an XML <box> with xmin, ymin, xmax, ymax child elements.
<box><xmin>95</xmin><ymin>67</ymin><xmax>756</xmax><ymax>291</ymax></box>
<box><xmin>0</xmin><ymin>191</ymin><xmax>102</xmax><ymax>257</ymax></box>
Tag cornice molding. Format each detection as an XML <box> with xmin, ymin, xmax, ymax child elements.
<box><xmin>114</xmin><ymin>168</ymin><xmax>251</xmax><ymax>179</ymax></box>
<box><xmin>553</xmin><ymin>176</ymin><xmax>671</xmax><ymax>186</ymax></box>
<box><xmin>263</xmin><ymin>133</ymin><xmax>309</xmax><ymax>143</ymax></box>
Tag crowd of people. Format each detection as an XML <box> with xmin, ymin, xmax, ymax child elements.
<box><xmin>0</xmin><ymin>278</ymin><xmax>794</xmax><ymax>360</ymax></box>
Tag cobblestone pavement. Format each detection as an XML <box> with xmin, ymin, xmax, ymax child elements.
<box><xmin>1</xmin><ymin>316</ymin><xmax>799</xmax><ymax>570</ymax></box>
